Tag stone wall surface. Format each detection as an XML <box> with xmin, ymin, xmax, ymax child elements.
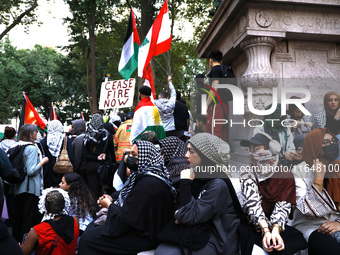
<box><xmin>195</xmin><ymin>0</ymin><xmax>340</xmax><ymax>164</ymax></box>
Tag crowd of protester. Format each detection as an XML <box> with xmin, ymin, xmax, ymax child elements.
<box><xmin>0</xmin><ymin>50</ymin><xmax>340</xmax><ymax>255</ymax></box>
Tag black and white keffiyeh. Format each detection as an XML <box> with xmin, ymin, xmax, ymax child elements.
<box><xmin>47</xmin><ymin>120</ymin><xmax>64</xmax><ymax>157</ymax></box>
<box><xmin>84</xmin><ymin>113</ymin><xmax>104</xmax><ymax>145</ymax></box>
<box><xmin>160</xmin><ymin>136</ymin><xmax>187</xmax><ymax>165</ymax></box>
<box><xmin>160</xmin><ymin>136</ymin><xmax>189</xmax><ymax>177</ymax></box>
<box><xmin>115</xmin><ymin>140</ymin><xmax>172</xmax><ymax>206</ymax></box>
<box><xmin>38</xmin><ymin>187</ymin><xmax>70</xmax><ymax>221</ymax></box>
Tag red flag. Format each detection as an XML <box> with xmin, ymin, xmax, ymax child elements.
<box><xmin>20</xmin><ymin>93</ymin><xmax>47</xmax><ymax>131</ymax></box>
<box><xmin>48</xmin><ymin>103</ymin><xmax>58</xmax><ymax>121</ymax></box>
<box><xmin>144</xmin><ymin>64</ymin><xmax>156</xmax><ymax>100</ymax></box>
<box><xmin>138</xmin><ymin>0</ymin><xmax>172</xmax><ymax>78</ymax></box>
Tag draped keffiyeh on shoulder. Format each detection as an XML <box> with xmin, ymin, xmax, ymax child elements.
<box><xmin>47</xmin><ymin>120</ymin><xmax>64</xmax><ymax>157</ymax></box>
<box><xmin>115</xmin><ymin>140</ymin><xmax>172</xmax><ymax>206</ymax></box>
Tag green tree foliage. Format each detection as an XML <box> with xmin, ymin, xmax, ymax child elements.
<box><xmin>0</xmin><ymin>39</ymin><xmax>66</xmax><ymax>123</ymax></box>
<box><xmin>64</xmin><ymin>0</ymin><xmax>120</xmax><ymax>114</ymax></box>
<box><xmin>0</xmin><ymin>0</ymin><xmax>39</xmax><ymax>40</ymax></box>
<box><xmin>0</xmin><ymin>37</ymin><xmax>26</xmax><ymax>122</ymax></box>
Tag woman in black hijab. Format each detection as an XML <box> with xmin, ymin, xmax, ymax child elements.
<box><xmin>83</xmin><ymin>113</ymin><xmax>116</xmax><ymax>202</ymax></box>
<box><xmin>78</xmin><ymin>140</ymin><xmax>174</xmax><ymax>255</ymax></box>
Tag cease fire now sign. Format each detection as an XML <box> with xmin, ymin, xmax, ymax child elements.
<box><xmin>99</xmin><ymin>78</ymin><xmax>135</xmax><ymax>109</ymax></box>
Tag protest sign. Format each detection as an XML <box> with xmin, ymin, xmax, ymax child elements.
<box><xmin>99</xmin><ymin>78</ymin><xmax>135</xmax><ymax>109</ymax></box>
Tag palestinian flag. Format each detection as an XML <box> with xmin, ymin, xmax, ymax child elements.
<box><xmin>118</xmin><ymin>7</ymin><xmax>141</xmax><ymax>80</ymax></box>
<box><xmin>19</xmin><ymin>92</ymin><xmax>47</xmax><ymax>132</ymax></box>
<box><xmin>130</xmin><ymin>97</ymin><xmax>166</xmax><ymax>142</ymax></box>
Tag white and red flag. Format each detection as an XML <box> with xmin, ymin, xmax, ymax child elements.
<box><xmin>138</xmin><ymin>0</ymin><xmax>172</xmax><ymax>79</ymax></box>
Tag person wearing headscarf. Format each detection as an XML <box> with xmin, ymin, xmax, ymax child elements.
<box><xmin>287</xmin><ymin>96</ymin><xmax>312</xmax><ymax>138</ymax></box>
<box><xmin>156</xmin><ymin>133</ymin><xmax>241</xmax><ymax>255</ymax></box>
<box><xmin>312</xmin><ymin>91</ymin><xmax>340</xmax><ymax>135</ymax></box>
<box><xmin>239</xmin><ymin>132</ymin><xmax>307</xmax><ymax>255</ymax></box>
<box><xmin>21</xmin><ymin>188</ymin><xmax>79</xmax><ymax>255</ymax></box>
<box><xmin>159</xmin><ymin>136</ymin><xmax>189</xmax><ymax>184</ymax></box>
<box><xmin>40</xmin><ymin>120</ymin><xmax>73</xmax><ymax>188</ymax></box>
<box><xmin>110</xmin><ymin>115</ymin><xmax>122</xmax><ymax>131</ymax></box>
<box><xmin>289</xmin><ymin>128</ymin><xmax>340</xmax><ymax>255</ymax></box>
<box><xmin>67</xmin><ymin>119</ymin><xmax>86</xmax><ymax>138</ymax></box>
<box><xmin>260</xmin><ymin>104</ymin><xmax>298</xmax><ymax>166</ymax></box>
<box><xmin>103</xmin><ymin>122</ymin><xmax>115</xmax><ymax>137</ymax></box>
<box><xmin>83</xmin><ymin>113</ymin><xmax>116</xmax><ymax>203</ymax></box>
<box><xmin>78</xmin><ymin>140</ymin><xmax>174</xmax><ymax>255</ymax></box>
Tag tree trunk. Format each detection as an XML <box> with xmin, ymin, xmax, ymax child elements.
<box><xmin>83</xmin><ymin>47</ymin><xmax>92</xmax><ymax>113</ymax></box>
<box><xmin>88</xmin><ymin>10</ymin><xmax>97</xmax><ymax>114</ymax></box>
<box><xmin>138</xmin><ymin>0</ymin><xmax>155</xmax><ymax>89</ymax></box>
<box><xmin>140</xmin><ymin>0</ymin><xmax>155</xmax><ymax>40</ymax></box>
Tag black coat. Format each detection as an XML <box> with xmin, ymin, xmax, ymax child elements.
<box><xmin>175</xmin><ymin>178</ymin><xmax>240</xmax><ymax>255</ymax></box>
<box><xmin>78</xmin><ymin>175</ymin><xmax>174</xmax><ymax>255</ymax></box>
<box><xmin>40</xmin><ymin>136</ymin><xmax>73</xmax><ymax>188</ymax></box>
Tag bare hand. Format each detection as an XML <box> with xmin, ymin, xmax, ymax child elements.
<box><xmin>285</xmin><ymin>151</ymin><xmax>300</xmax><ymax>161</ymax></box>
<box><xmin>97</xmin><ymin>194</ymin><xmax>113</xmax><ymax>208</ymax></box>
<box><xmin>174</xmin><ymin>210</ymin><xmax>180</xmax><ymax>224</ymax></box>
<box><xmin>262</xmin><ymin>232</ymin><xmax>273</xmax><ymax>252</ymax></box>
<box><xmin>168</xmin><ymin>76</ymin><xmax>172</xmax><ymax>82</ymax></box>
<box><xmin>334</xmin><ymin>108</ymin><xmax>340</xmax><ymax>120</ymax></box>
<box><xmin>41</xmin><ymin>157</ymin><xmax>49</xmax><ymax>165</ymax></box>
<box><xmin>271</xmin><ymin>227</ymin><xmax>285</xmax><ymax>251</ymax></box>
<box><xmin>319</xmin><ymin>221</ymin><xmax>340</xmax><ymax>235</ymax></box>
<box><xmin>98</xmin><ymin>153</ymin><xmax>106</xmax><ymax>161</ymax></box>
<box><xmin>313</xmin><ymin>158</ymin><xmax>327</xmax><ymax>179</ymax></box>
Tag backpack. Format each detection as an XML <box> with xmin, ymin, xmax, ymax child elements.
<box><xmin>7</xmin><ymin>143</ymin><xmax>33</xmax><ymax>183</ymax></box>
<box><xmin>220</xmin><ymin>64</ymin><xmax>235</xmax><ymax>78</ymax></box>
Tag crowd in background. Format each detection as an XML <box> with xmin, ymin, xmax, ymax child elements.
<box><xmin>0</xmin><ymin>50</ymin><xmax>340</xmax><ymax>255</ymax></box>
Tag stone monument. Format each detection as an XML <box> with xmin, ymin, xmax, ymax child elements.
<box><xmin>195</xmin><ymin>0</ymin><xmax>340</xmax><ymax>164</ymax></box>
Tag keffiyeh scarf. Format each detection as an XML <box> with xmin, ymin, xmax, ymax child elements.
<box><xmin>115</xmin><ymin>140</ymin><xmax>172</xmax><ymax>206</ymax></box>
<box><xmin>47</xmin><ymin>120</ymin><xmax>64</xmax><ymax>157</ymax></box>
<box><xmin>84</xmin><ymin>113</ymin><xmax>104</xmax><ymax>145</ymax></box>
<box><xmin>160</xmin><ymin>136</ymin><xmax>187</xmax><ymax>164</ymax></box>
<box><xmin>160</xmin><ymin>136</ymin><xmax>189</xmax><ymax>177</ymax></box>
<box><xmin>38</xmin><ymin>187</ymin><xmax>70</xmax><ymax>221</ymax></box>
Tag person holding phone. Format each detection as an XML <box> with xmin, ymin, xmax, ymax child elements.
<box><xmin>290</xmin><ymin>128</ymin><xmax>340</xmax><ymax>255</ymax></box>
<box><xmin>239</xmin><ymin>132</ymin><xmax>307</xmax><ymax>255</ymax></box>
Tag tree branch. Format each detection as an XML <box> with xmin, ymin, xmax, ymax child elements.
<box><xmin>153</xmin><ymin>57</ymin><xmax>168</xmax><ymax>76</ymax></box>
<box><xmin>0</xmin><ymin>0</ymin><xmax>38</xmax><ymax>40</ymax></box>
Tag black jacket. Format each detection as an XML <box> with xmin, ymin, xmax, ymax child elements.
<box><xmin>175</xmin><ymin>178</ymin><xmax>240</xmax><ymax>255</ymax></box>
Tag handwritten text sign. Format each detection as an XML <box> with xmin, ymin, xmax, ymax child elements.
<box><xmin>99</xmin><ymin>78</ymin><xmax>135</xmax><ymax>109</ymax></box>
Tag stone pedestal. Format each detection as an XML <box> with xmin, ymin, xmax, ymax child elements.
<box><xmin>195</xmin><ymin>0</ymin><xmax>340</xmax><ymax>165</ymax></box>
<box><xmin>240</xmin><ymin>36</ymin><xmax>278</xmax><ymax>120</ymax></box>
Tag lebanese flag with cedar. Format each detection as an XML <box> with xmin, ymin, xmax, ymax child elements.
<box><xmin>138</xmin><ymin>0</ymin><xmax>172</xmax><ymax>78</ymax></box>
